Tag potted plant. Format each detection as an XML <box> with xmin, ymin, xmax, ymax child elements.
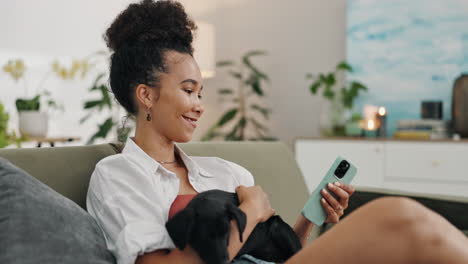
<box><xmin>0</xmin><ymin>102</ymin><xmax>24</xmax><ymax>148</ymax></box>
<box><xmin>79</xmin><ymin>51</ymin><xmax>134</xmax><ymax>144</ymax></box>
<box><xmin>2</xmin><ymin>59</ymin><xmax>69</xmax><ymax>138</ymax></box>
<box><xmin>202</xmin><ymin>50</ymin><xmax>276</xmax><ymax>141</ymax></box>
<box><xmin>306</xmin><ymin>61</ymin><xmax>368</xmax><ymax>136</ymax></box>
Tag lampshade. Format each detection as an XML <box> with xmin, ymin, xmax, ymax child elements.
<box><xmin>193</xmin><ymin>21</ymin><xmax>215</xmax><ymax>79</ymax></box>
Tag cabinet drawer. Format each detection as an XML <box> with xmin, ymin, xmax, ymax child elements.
<box><xmin>385</xmin><ymin>142</ymin><xmax>468</xmax><ymax>183</ymax></box>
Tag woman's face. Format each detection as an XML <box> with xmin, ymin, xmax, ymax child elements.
<box><xmin>149</xmin><ymin>51</ymin><xmax>204</xmax><ymax>143</ymax></box>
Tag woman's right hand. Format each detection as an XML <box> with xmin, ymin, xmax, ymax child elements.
<box><xmin>236</xmin><ymin>185</ymin><xmax>275</xmax><ymax>223</ymax></box>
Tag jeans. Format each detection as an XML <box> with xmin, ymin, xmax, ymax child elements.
<box><xmin>232</xmin><ymin>254</ymin><xmax>276</xmax><ymax>264</ymax></box>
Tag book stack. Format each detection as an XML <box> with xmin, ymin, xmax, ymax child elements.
<box><xmin>394</xmin><ymin>119</ymin><xmax>448</xmax><ymax>140</ymax></box>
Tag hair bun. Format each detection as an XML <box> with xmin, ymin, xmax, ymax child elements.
<box><xmin>104</xmin><ymin>0</ymin><xmax>197</xmax><ymax>53</ymax></box>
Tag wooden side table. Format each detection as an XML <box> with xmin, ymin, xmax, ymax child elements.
<box><xmin>25</xmin><ymin>136</ymin><xmax>82</xmax><ymax>148</ymax></box>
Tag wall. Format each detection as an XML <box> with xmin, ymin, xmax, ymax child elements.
<box><xmin>0</xmin><ymin>0</ymin><xmax>346</xmax><ymax>148</ymax></box>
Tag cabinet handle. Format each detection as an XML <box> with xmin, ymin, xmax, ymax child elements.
<box><xmin>431</xmin><ymin>160</ymin><xmax>440</xmax><ymax>167</ymax></box>
<box><xmin>374</xmin><ymin>147</ymin><xmax>381</xmax><ymax>153</ymax></box>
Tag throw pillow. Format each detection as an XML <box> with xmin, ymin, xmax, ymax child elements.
<box><xmin>0</xmin><ymin>157</ymin><xmax>115</xmax><ymax>264</ymax></box>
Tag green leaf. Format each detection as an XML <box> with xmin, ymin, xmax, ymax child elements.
<box><xmin>243</xmin><ymin>50</ymin><xmax>268</xmax><ymax>58</ymax></box>
<box><xmin>218</xmin><ymin>89</ymin><xmax>234</xmax><ymax>95</ymax></box>
<box><xmin>47</xmin><ymin>100</ymin><xmax>57</xmax><ymax>107</ymax></box>
<box><xmin>319</xmin><ymin>73</ymin><xmax>327</xmax><ymax>83</ymax></box>
<box><xmin>249</xmin><ymin>118</ymin><xmax>267</xmax><ymax>132</ymax></box>
<box><xmin>216</xmin><ymin>60</ymin><xmax>234</xmax><ymax>67</ymax></box>
<box><xmin>350</xmin><ymin>81</ymin><xmax>368</xmax><ymax>91</ymax></box>
<box><xmin>323</xmin><ymin>87</ymin><xmax>335</xmax><ymax>100</ymax></box>
<box><xmin>325</xmin><ymin>73</ymin><xmax>336</xmax><ymax>86</ymax></box>
<box><xmin>15</xmin><ymin>96</ymin><xmax>41</xmax><ymax>111</ymax></box>
<box><xmin>239</xmin><ymin>117</ymin><xmax>247</xmax><ymax>128</ymax></box>
<box><xmin>201</xmin><ymin>131</ymin><xmax>225</xmax><ymax>141</ymax></box>
<box><xmin>251</xmin><ymin>104</ymin><xmax>270</xmax><ymax>119</ymax></box>
<box><xmin>99</xmin><ymin>84</ymin><xmax>113</xmax><ymax>109</ymax></box>
<box><xmin>251</xmin><ymin>78</ymin><xmax>263</xmax><ymax>96</ymax></box>
<box><xmin>258</xmin><ymin>136</ymin><xmax>277</xmax><ymax>141</ymax></box>
<box><xmin>201</xmin><ymin>123</ymin><xmax>221</xmax><ymax>141</ymax></box>
<box><xmin>341</xmin><ymin>87</ymin><xmax>353</xmax><ymax>109</ymax></box>
<box><xmin>86</xmin><ymin>117</ymin><xmax>115</xmax><ymax>145</ymax></box>
<box><xmin>242</xmin><ymin>50</ymin><xmax>269</xmax><ymax>81</ymax></box>
<box><xmin>351</xmin><ymin>113</ymin><xmax>363</xmax><ymax>122</ymax></box>
<box><xmin>336</xmin><ymin>61</ymin><xmax>353</xmax><ymax>72</ymax></box>
<box><xmin>225</xmin><ymin>117</ymin><xmax>246</xmax><ymax>141</ymax></box>
<box><xmin>117</xmin><ymin>126</ymin><xmax>132</xmax><ymax>143</ymax></box>
<box><xmin>79</xmin><ymin>112</ymin><xmax>93</xmax><ymax>124</ymax></box>
<box><xmin>309</xmin><ymin>81</ymin><xmax>321</xmax><ymax>94</ymax></box>
<box><xmin>217</xmin><ymin>109</ymin><xmax>238</xmax><ymax>127</ymax></box>
<box><xmin>228</xmin><ymin>71</ymin><xmax>243</xmax><ymax>80</ymax></box>
<box><xmin>201</xmin><ymin>132</ymin><xmax>216</xmax><ymax>141</ymax></box>
<box><xmin>225</xmin><ymin>125</ymin><xmax>240</xmax><ymax>141</ymax></box>
<box><xmin>84</xmin><ymin>100</ymin><xmax>102</xmax><ymax>109</ymax></box>
<box><xmin>92</xmin><ymin>73</ymin><xmax>106</xmax><ymax>88</ymax></box>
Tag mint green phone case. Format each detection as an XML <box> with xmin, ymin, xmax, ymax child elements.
<box><xmin>301</xmin><ymin>156</ymin><xmax>357</xmax><ymax>226</ymax></box>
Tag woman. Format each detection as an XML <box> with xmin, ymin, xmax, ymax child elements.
<box><xmin>86</xmin><ymin>1</ymin><xmax>468</xmax><ymax>264</ymax></box>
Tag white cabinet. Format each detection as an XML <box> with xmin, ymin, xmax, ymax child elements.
<box><xmin>295</xmin><ymin>139</ymin><xmax>468</xmax><ymax>197</ymax></box>
<box><xmin>295</xmin><ymin>140</ymin><xmax>385</xmax><ymax>193</ymax></box>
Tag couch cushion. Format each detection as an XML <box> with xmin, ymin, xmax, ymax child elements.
<box><xmin>0</xmin><ymin>158</ymin><xmax>115</xmax><ymax>264</ymax></box>
<box><xmin>0</xmin><ymin>143</ymin><xmax>119</xmax><ymax>209</ymax></box>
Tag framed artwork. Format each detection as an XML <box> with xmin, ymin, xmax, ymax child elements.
<box><xmin>347</xmin><ymin>0</ymin><xmax>468</xmax><ymax>136</ymax></box>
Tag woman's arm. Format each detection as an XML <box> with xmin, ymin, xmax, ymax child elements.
<box><xmin>293</xmin><ymin>214</ymin><xmax>315</xmax><ymax>246</ymax></box>
<box><xmin>136</xmin><ymin>204</ymin><xmax>262</xmax><ymax>264</ymax></box>
<box><xmin>227</xmin><ymin>199</ymin><xmax>264</xmax><ymax>260</ymax></box>
<box><xmin>137</xmin><ymin>185</ymin><xmax>274</xmax><ymax>264</ymax></box>
<box><xmin>228</xmin><ymin>185</ymin><xmax>275</xmax><ymax>260</ymax></box>
<box><xmin>293</xmin><ymin>182</ymin><xmax>356</xmax><ymax>246</ymax></box>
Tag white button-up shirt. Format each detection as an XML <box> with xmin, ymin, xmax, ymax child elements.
<box><xmin>86</xmin><ymin>137</ymin><xmax>254</xmax><ymax>264</ymax></box>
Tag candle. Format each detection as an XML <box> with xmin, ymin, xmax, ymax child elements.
<box><xmin>376</xmin><ymin>106</ymin><xmax>387</xmax><ymax>138</ymax></box>
<box><xmin>367</xmin><ymin>119</ymin><xmax>376</xmax><ymax>130</ymax></box>
<box><xmin>362</xmin><ymin>119</ymin><xmax>377</xmax><ymax>138</ymax></box>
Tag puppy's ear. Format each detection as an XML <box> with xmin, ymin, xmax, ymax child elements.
<box><xmin>226</xmin><ymin>203</ymin><xmax>247</xmax><ymax>243</ymax></box>
<box><xmin>165</xmin><ymin>208</ymin><xmax>195</xmax><ymax>250</ymax></box>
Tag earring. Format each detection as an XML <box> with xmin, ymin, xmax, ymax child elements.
<box><xmin>146</xmin><ymin>108</ymin><xmax>151</xmax><ymax>121</ymax></box>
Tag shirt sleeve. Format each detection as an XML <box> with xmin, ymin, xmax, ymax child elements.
<box><xmin>224</xmin><ymin>160</ymin><xmax>255</xmax><ymax>187</ymax></box>
<box><xmin>86</xmin><ymin>167</ymin><xmax>175</xmax><ymax>264</ymax></box>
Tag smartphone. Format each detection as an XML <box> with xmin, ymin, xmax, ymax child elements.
<box><xmin>301</xmin><ymin>157</ymin><xmax>357</xmax><ymax>226</ymax></box>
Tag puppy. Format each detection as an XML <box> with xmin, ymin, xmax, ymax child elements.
<box><xmin>165</xmin><ymin>190</ymin><xmax>302</xmax><ymax>264</ymax></box>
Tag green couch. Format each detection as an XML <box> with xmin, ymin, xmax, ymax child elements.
<box><xmin>0</xmin><ymin>141</ymin><xmax>466</xmax><ymax>252</ymax></box>
<box><xmin>0</xmin><ymin>142</ymin><xmax>309</xmax><ymax>227</ymax></box>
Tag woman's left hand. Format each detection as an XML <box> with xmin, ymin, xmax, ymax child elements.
<box><xmin>320</xmin><ymin>182</ymin><xmax>355</xmax><ymax>224</ymax></box>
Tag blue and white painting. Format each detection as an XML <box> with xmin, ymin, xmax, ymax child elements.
<box><xmin>347</xmin><ymin>0</ymin><xmax>468</xmax><ymax>136</ymax></box>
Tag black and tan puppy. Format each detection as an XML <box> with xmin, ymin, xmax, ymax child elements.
<box><xmin>165</xmin><ymin>190</ymin><xmax>302</xmax><ymax>264</ymax></box>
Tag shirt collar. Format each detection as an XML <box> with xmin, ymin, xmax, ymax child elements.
<box><xmin>122</xmin><ymin>137</ymin><xmax>214</xmax><ymax>177</ymax></box>
<box><xmin>174</xmin><ymin>144</ymin><xmax>214</xmax><ymax>177</ymax></box>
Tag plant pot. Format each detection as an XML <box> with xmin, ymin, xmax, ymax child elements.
<box><xmin>345</xmin><ymin>121</ymin><xmax>362</xmax><ymax>137</ymax></box>
<box><xmin>18</xmin><ymin>111</ymin><xmax>48</xmax><ymax>137</ymax></box>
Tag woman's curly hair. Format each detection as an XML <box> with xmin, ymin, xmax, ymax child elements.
<box><xmin>104</xmin><ymin>0</ymin><xmax>197</xmax><ymax>115</ymax></box>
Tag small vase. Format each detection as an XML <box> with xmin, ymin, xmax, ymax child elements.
<box><xmin>345</xmin><ymin>121</ymin><xmax>362</xmax><ymax>137</ymax></box>
<box><xmin>329</xmin><ymin>99</ymin><xmax>349</xmax><ymax>137</ymax></box>
<box><xmin>18</xmin><ymin>111</ymin><xmax>48</xmax><ymax>137</ymax></box>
